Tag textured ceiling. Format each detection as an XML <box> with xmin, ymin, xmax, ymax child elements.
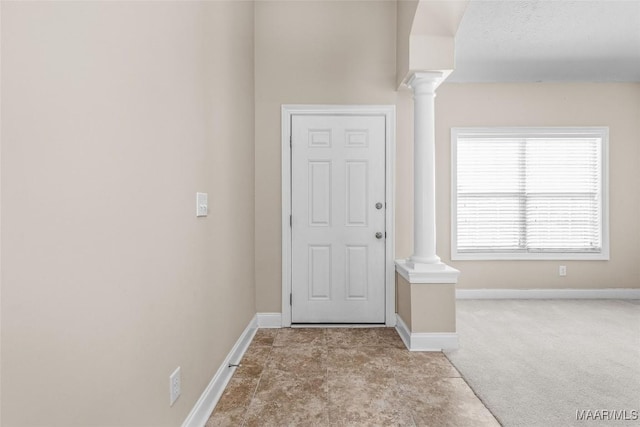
<box><xmin>449</xmin><ymin>0</ymin><xmax>640</xmax><ymax>82</ymax></box>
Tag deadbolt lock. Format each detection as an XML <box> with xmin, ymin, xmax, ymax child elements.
<box><xmin>375</xmin><ymin>202</ymin><xmax>383</xmax><ymax>210</ymax></box>
<box><xmin>375</xmin><ymin>232</ymin><xmax>383</xmax><ymax>239</ymax></box>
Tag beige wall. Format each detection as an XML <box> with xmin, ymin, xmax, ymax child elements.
<box><xmin>396</xmin><ymin>273</ymin><xmax>412</xmax><ymax>329</ymax></box>
<box><xmin>254</xmin><ymin>0</ymin><xmax>398</xmax><ymax>312</ymax></box>
<box><xmin>431</xmin><ymin>83</ymin><xmax>640</xmax><ymax>289</ymax></box>
<box><xmin>1</xmin><ymin>2</ymin><xmax>255</xmax><ymax>426</ymax></box>
<box><xmin>396</xmin><ymin>273</ymin><xmax>456</xmax><ymax>333</ymax></box>
<box><xmin>410</xmin><ymin>282</ymin><xmax>456</xmax><ymax>333</ymax></box>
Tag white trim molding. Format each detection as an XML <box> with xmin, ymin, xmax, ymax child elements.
<box><xmin>257</xmin><ymin>313</ymin><xmax>283</xmax><ymax>328</ymax></box>
<box><xmin>395</xmin><ymin>315</ymin><xmax>459</xmax><ymax>352</ymax></box>
<box><xmin>181</xmin><ymin>316</ymin><xmax>258</xmax><ymax>427</ymax></box>
<box><xmin>281</xmin><ymin>105</ymin><xmax>396</xmax><ymax>327</ymax></box>
<box><xmin>395</xmin><ymin>314</ymin><xmax>412</xmax><ymax>349</ymax></box>
<box><xmin>456</xmin><ymin>288</ymin><xmax>640</xmax><ymax>300</ymax></box>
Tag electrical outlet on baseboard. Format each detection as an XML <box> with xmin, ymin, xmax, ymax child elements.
<box><xmin>559</xmin><ymin>265</ymin><xmax>567</xmax><ymax>277</ymax></box>
<box><xmin>169</xmin><ymin>367</ymin><xmax>181</xmax><ymax>406</ymax></box>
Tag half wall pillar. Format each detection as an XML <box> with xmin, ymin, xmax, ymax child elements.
<box><xmin>395</xmin><ymin>71</ymin><xmax>460</xmax><ymax>351</ymax></box>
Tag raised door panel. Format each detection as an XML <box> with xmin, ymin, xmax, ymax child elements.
<box><xmin>345</xmin><ymin>161</ymin><xmax>368</xmax><ymax>227</ymax></box>
<box><xmin>308</xmin><ymin>161</ymin><xmax>332</xmax><ymax>227</ymax></box>
<box><xmin>345</xmin><ymin>246</ymin><xmax>368</xmax><ymax>300</ymax></box>
<box><xmin>308</xmin><ymin>245</ymin><xmax>331</xmax><ymax>300</ymax></box>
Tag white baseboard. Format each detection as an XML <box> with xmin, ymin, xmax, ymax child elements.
<box><xmin>395</xmin><ymin>314</ymin><xmax>459</xmax><ymax>352</ymax></box>
<box><xmin>456</xmin><ymin>288</ymin><xmax>640</xmax><ymax>300</ymax></box>
<box><xmin>257</xmin><ymin>312</ymin><xmax>282</xmax><ymax>328</ymax></box>
<box><xmin>181</xmin><ymin>315</ymin><xmax>258</xmax><ymax>427</ymax></box>
<box><xmin>410</xmin><ymin>331</ymin><xmax>459</xmax><ymax>351</ymax></box>
<box><xmin>395</xmin><ymin>314</ymin><xmax>412</xmax><ymax>350</ymax></box>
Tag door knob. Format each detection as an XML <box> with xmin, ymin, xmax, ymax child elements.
<box><xmin>375</xmin><ymin>232</ymin><xmax>383</xmax><ymax>239</ymax></box>
<box><xmin>375</xmin><ymin>202</ymin><xmax>383</xmax><ymax>210</ymax></box>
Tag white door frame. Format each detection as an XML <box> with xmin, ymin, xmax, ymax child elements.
<box><xmin>281</xmin><ymin>105</ymin><xmax>396</xmax><ymax>327</ymax></box>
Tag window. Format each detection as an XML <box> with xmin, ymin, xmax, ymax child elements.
<box><xmin>451</xmin><ymin>127</ymin><xmax>609</xmax><ymax>260</ymax></box>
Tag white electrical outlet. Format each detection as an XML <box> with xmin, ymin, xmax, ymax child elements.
<box><xmin>559</xmin><ymin>265</ymin><xmax>567</xmax><ymax>277</ymax></box>
<box><xmin>169</xmin><ymin>367</ymin><xmax>181</xmax><ymax>406</ymax></box>
<box><xmin>196</xmin><ymin>192</ymin><xmax>208</xmax><ymax>217</ymax></box>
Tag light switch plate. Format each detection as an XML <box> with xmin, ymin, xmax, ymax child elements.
<box><xmin>169</xmin><ymin>366</ymin><xmax>181</xmax><ymax>406</ymax></box>
<box><xmin>196</xmin><ymin>192</ymin><xmax>208</xmax><ymax>217</ymax></box>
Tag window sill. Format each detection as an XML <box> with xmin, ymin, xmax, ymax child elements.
<box><xmin>451</xmin><ymin>252</ymin><xmax>610</xmax><ymax>261</ymax></box>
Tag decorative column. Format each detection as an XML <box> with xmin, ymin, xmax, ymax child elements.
<box><xmin>397</xmin><ymin>71</ymin><xmax>459</xmax><ymax>278</ymax></box>
<box><xmin>395</xmin><ymin>71</ymin><xmax>459</xmax><ymax>351</ymax></box>
<box><xmin>408</xmin><ymin>72</ymin><xmax>443</xmax><ymax>268</ymax></box>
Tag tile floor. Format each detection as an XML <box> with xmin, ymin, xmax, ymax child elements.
<box><xmin>206</xmin><ymin>328</ymin><xmax>500</xmax><ymax>426</ymax></box>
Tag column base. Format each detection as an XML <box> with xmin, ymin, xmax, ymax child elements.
<box><xmin>396</xmin><ymin>258</ymin><xmax>460</xmax><ymax>283</ymax></box>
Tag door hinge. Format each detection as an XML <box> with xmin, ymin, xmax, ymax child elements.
<box><xmin>290</xmin><ymin>293</ymin><xmax>292</xmax><ymax>306</ymax></box>
<box><xmin>290</xmin><ymin>135</ymin><xmax>292</xmax><ymax>148</ymax></box>
<box><xmin>290</xmin><ymin>215</ymin><xmax>292</xmax><ymax>227</ymax></box>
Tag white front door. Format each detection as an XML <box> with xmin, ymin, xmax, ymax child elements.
<box><xmin>291</xmin><ymin>114</ymin><xmax>386</xmax><ymax>323</ymax></box>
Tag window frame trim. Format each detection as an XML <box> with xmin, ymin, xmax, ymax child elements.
<box><xmin>450</xmin><ymin>126</ymin><xmax>610</xmax><ymax>261</ymax></box>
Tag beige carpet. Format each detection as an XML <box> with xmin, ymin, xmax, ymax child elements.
<box><xmin>446</xmin><ymin>299</ymin><xmax>640</xmax><ymax>427</ymax></box>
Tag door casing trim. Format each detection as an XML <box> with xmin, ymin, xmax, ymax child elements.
<box><xmin>281</xmin><ymin>105</ymin><xmax>396</xmax><ymax>327</ymax></box>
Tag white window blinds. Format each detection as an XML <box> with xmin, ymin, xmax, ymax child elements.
<box><xmin>452</xmin><ymin>128</ymin><xmax>609</xmax><ymax>260</ymax></box>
